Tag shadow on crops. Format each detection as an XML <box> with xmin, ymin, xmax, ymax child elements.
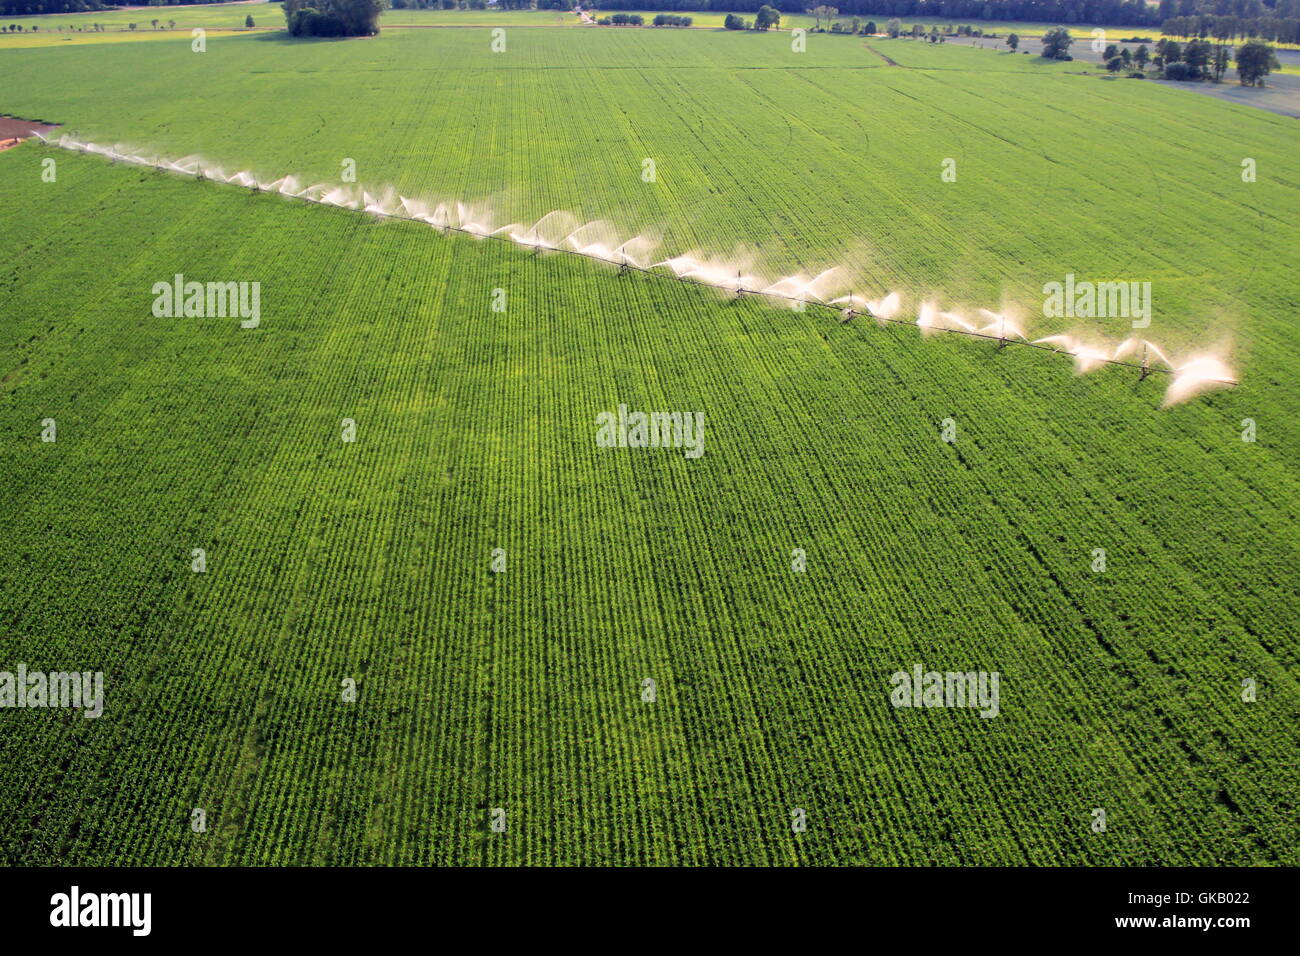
<box><xmin>248</xmin><ymin>30</ymin><xmax>361</xmax><ymax>44</ymax></box>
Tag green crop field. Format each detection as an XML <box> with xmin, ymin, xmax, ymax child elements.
<box><xmin>0</xmin><ymin>15</ymin><xmax>1296</xmax><ymax>867</ymax></box>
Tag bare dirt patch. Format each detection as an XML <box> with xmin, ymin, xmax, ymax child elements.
<box><xmin>0</xmin><ymin>116</ymin><xmax>60</xmax><ymax>151</ymax></box>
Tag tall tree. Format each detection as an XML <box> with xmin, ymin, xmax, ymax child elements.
<box><xmin>1041</xmin><ymin>26</ymin><xmax>1073</xmax><ymax>59</ymax></box>
<box><xmin>1212</xmin><ymin>44</ymin><xmax>1229</xmax><ymax>81</ymax></box>
<box><xmin>810</xmin><ymin>5</ymin><xmax>837</xmax><ymax>31</ymax></box>
<box><xmin>1235</xmin><ymin>40</ymin><xmax>1275</xmax><ymax>86</ymax></box>
<box><xmin>1183</xmin><ymin>38</ymin><xmax>1210</xmax><ymax>77</ymax></box>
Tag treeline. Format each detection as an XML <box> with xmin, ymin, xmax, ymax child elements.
<box><xmin>1132</xmin><ymin>36</ymin><xmax>1277</xmax><ymax>82</ymax></box>
<box><xmin>591</xmin><ymin>0</ymin><xmax>1162</xmax><ymax>20</ymax></box>
<box><xmin>10</xmin><ymin>0</ymin><xmax>1293</xmax><ymax>45</ymax></box>
<box><xmin>0</xmin><ymin>0</ymin><xmax>228</xmax><ymax>14</ymax></box>
<box><xmin>1041</xmin><ymin>24</ymin><xmax>1277</xmax><ymax>84</ymax></box>
<box><xmin>389</xmin><ymin>1</ymin><xmax>551</xmax><ymax>8</ymax></box>
<box><xmin>593</xmin><ymin>10</ymin><xmax>694</xmax><ymax>21</ymax></box>
<box><xmin>1162</xmin><ymin>12</ymin><xmax>1300</xmax><ymax>43</ymax></box>
<box><xmin>588</xmin><ymin>0</ymin><xmax>1299</xmax><ymax>34</ymax></box>
<box><xmin>391</xmin><ymin>0</ymin><xmax>575</xmax><ymax>6</ymax></box>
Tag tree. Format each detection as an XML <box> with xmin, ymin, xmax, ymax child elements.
<box><xmin>283</xmin><ymin>0</ymin><xmax>383</xmax><ymax>38</ymax></box>
<box><xmin>810</xmin><ymin>6</ymin><xmax>837</xmax><ymax>32</ymax></box>
<box><xmin>1183</xmin><ymin>38</ymin><xmax>1210</xmax><ymax>77</ymax></box>
<box><xmin>886</xmin><ymin>17</ymin><xmax>901</xmax><ymax>38</ymax></box>
<box><xmin>1006</xmin><ymin>32</ymin><xmax>1018</xmax><ymax>51</ymax></box>
<box><xmin>1163</xmin><ymin>40</ymin><xmax>1181</xmax><ymax>63</ymax></box>
<box><xmin>1235</xmin><ymin>40</ymin><xmax>1275</xmax><ymax>87</ymax></box>
<box><xmin>1212</xmin><ymin>44</ymin><xmax>1229</xmax><ymax>82</ymax></box>
<box><xmin>865</xmin><ymin>21</ymin><xmax>876</xmax><ymax>35</ymax></box>
<box><xmin>1040</xmin><ymin>26</ymin><xmax>1072</xmax><ymax>60</ymax></box>
<box><xmin>150</xmin><ymin>18</ymin><xmax>158</xmax><ymax>29</ymax></box>
<box><xmin>1134</xmin><ymin>44</ymin><xmax>1149</xmax><ymax>70</ymax></box>
<box><xmin>1121</xmin><ymin>47</ymin><xmax>1131</xmax><ymax>67</ymax></box>
<box><xmin>1103</xmin><ymin>42</ymin><xmax>1120</xmax><ymax>61</ymax></box>
<box><xmin>245</xmin><ymin>15</ymin><xmax>255</xmax><ymax>28</ymax></box>
<box><xmin>755</xmin><ymin>5</ymin><xmax>779</xmax><ymax>31</ymax></box>
<box><xmin>1106</xmin><ymin>55</ymin><xmax>1124</xmax><ymax>72</ymax></box>
<box><xmin>168</xmin><ymin>19</ymin><xmax>175</xmax><ymax>29</ymax></box>
<box><xmin>724</xmin><ymin>12</ymin><xmax>744</xmax><ymax>31</ymax></box>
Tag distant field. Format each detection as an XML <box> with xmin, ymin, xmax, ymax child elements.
<box><xmin>0</xmin><ymin>3</ymin><xmax>1159</xmax><ymax>42</ymax></box>
<box><xmin>4</xmin><ymin>3</ymin><xmax>1294</xmax><ymax>54</ymax></box>
<box><xmin>0</xmin><ymin>1</ymin><xmax>277</xmax><ymax>35</ymax></box>
<box><xmin>0</xmin><ymin>23</ymin><xmax>1296</xmax><ymax>865</ymax></box>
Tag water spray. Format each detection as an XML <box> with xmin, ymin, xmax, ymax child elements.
<box><xmin>40</xmin><ymin>134</ymin><xmax>1239</xmax><ymax>406</ymax></box>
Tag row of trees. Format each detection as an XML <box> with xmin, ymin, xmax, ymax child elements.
<box><xmin>577</xmin><ymin>0</ymin><xmax>1300</xmax><ymax>37</ymax></box>
<box><xmin>3</xmin><ymin>17</ymin><xmax>200</xmax><ymax>29</ymax></box>
<box><xmin>2</xmin><ymin>0</ymin><xmax>1294</xmax><ymax>24</ymax></box>
<box><xmin>390</xmin><ymin>1</ymin><xmax>505</xmax><ymax>8</ymax></box>
<box><xmin>1162</xmin><ymin>13</ymin><xmax>1300</xmax><ymax>43</ymax></box>
<box><xmin>375</xmin><ymin>0</ymin><xmax>578</xmax><ymax>6</ymax></box>
<box><xmin>1</xmin><ymin>0</ymin><xmax>225</xmax><ymax>13</ymax></box>
<box><xmin>397</xmin><ymin>0</ymin><xmax>1300</xmax><ymax>41</ymax></box>
<box><xmin>1148</xmin><ymin>35</ymin><xmax>1277</xmax><ymax>81</ymax></box>
<box><xmin>1100</xmin><ymin>42</ymin><xmax>1274</xmax><ymax>82</ymax></box>
<box><xmin>1042</xmin><ymin>25</ymin><xmax>1276</xmax><ymax>83</ymax></box>
<box><xmin>881</xmin><ymin>17</ymin><xmax>1001</xmax><ymax>33</ymax></box>
<box><xmin>724</xmin><ymin>4</ymin><xmax>782</xmax><ymax>27</ymax></box>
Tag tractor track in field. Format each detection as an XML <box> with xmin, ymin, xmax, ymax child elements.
<box><xmin>864</xmin><ymin>43</ymin><xmax>901</xmax><ymax>67</ymax></box>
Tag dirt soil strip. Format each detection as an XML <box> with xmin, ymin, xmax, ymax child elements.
<box><xmin>864</xmin><ymin>44</ymin><xmax>901</xmax><ymax>66</ymax></box>
<box><xmin>0</xmin><ymin>116</ymin><xmax>60</xmax><ymax>151</ymax></box>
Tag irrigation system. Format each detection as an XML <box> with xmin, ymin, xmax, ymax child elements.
<box><xmin>38</xmin><ymin>134</ymin><xmax>1240</xmax><ymax>406</ymax></box>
